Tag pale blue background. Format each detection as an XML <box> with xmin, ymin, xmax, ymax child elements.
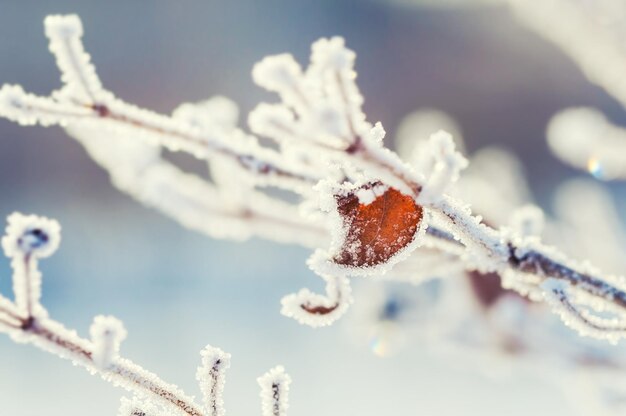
<box><xmin>0</xmin><ymin>1</ymin><xmax>623</xmax><ymax>415</ymax></box>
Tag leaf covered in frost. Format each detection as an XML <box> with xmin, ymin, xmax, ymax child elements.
<box><xmin>332</xmin><ymin>181</ymin><xmax>423</xmax><ymax>268</ymax></box>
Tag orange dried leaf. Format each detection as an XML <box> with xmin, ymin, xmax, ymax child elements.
<box><xmin>333</xmin><ymin>182</ymin><xmax>423</xmax><ymax>268</ymax></box>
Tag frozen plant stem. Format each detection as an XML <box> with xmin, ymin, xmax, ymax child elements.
<box><xmin>3</xmin><ymin>15</ymin><xmax>626</xmax><ymax>338</ymax></box>
<box><xmin>1</xmin><ymin>14</ymin><xmax>328</xmax><ymax>248</ymax></box>
<box><xmin>542</xmin><ymin>279</ymin><xmax>626</xmax><ymax>343</ymax></box>
<box><xmin>258</xmin><ymin>366</ymin><xmax>291</xmax><ymax>416</ymax></box>
<box><xmin>0</xmin><ymin>213</ymin><xmax>292</xmax><ymax>416</ymax></box>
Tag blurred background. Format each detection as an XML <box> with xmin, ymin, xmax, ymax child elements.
<box><xmin>0</xmin><ymin>1</ymin><xmax>625</xmax><ymax>415</ymax></box>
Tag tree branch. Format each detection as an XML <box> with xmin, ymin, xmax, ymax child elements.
<box><xmin>3</xmin><ymin>14</ymin><xmax>626</xmax><ymax>340</ymax></box>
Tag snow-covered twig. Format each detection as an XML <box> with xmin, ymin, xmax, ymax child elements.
<box><xmin>0</xmin><ymin>15</ymin><xmax>326</xmax><ymax>249</ymax></box>
<box><xmin>542</xmin><ymin>278</ymin><xmax>626</xmax><ymax>344</ymax></box>
<box><xmin>258</xmin><ymin>366</ymin><xmax>291</xmax><ymax>416</ymax></box>
<box><xmin>281</xmin><ymin>274</ymin><xmax>353</xmax><ymax>327</ymax></box>
<box><xmin>4</xmin><ymin>15</ymin><xmax>626</xmax><ymax>340</ymax></box>
<box><xmin>0</xmin><ymin>212</ymin><xmax>292</xmax><ymax>416</ymax></box>
<box><xmin>196</xmin><ymin>346</ymin><xmax>230</xmax><ymax>416</ymax></box>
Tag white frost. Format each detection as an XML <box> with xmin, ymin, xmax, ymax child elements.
<box><xmin>281</xmin><ymin>274</ymin><xmax>353</xmax><ymax>327</ymax></box>
<box><xmin>90</xmin><ymin>315</ymin><xmax>127</xmax><ymax>370</ymax></box>
<box><xmin>258</xmin><ymin>366</ymin><xmax>291</xmax><ymax>416</ymax></box>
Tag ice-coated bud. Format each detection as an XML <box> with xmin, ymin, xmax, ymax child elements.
<box><xmin>311</xmin><ymin>37</ymin><xmax>355</xmax><ymax>71</ymax></box>
<box><xmin>173</xmin><ymin>96</ymin><xmax>239</xmax><ymax>132</ymax></box>
<box><xmin>2</xmin><ymin>212</ymin><xmax>61</xmax><ymax>258</ymax></box>
<box><xmin>510</xmin><ymin>204</ymin><xmax>544</xmax><ymax>238</ymax></box>
<box><xmin>252</xmin><ymin>54</ymin><xmax>303</xmax><ymax>92</ymax></box>
<box><xmin>44</xmin><ymin>14</ymin><xmax>83</xmax><ymax>40</ymax></box>
<box><xmin>90</xmin><ymin>315</ymin><xmax>127</xmax><ymax>369</ymax></box>
<box><xmin>417</xmin><ymin>130</ymin><xmax>468</xmax><ymax>204</ymax></box>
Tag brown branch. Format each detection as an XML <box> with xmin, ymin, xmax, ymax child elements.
<box><xmin>512</xmin><ymin>248</ymin><xmax>626</xmax><ymax>310</ymax></box>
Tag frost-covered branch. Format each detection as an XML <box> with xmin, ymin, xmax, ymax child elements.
<box><xmin>247</xmin><ymin>37</ymin><xmax>626</xmax><ymax>340</ymax></box>
<box><xmin>0</xmin><ymin>15</ymin><xmax>326</xmax><ymax>249</ymax></box>
<box><xmin>5</xmin><ymin>15</ymin><xmax>626</xmax><ymax>340</ymax></box>
<box><xmin>258</xmin><ymin>366</ymin><xmax>291</xmax><ymax>416</ymax></box>
<box><xmin>0</xmin><ymin>212</ymin><xmax>292</xmax><ymax>416</ymax></box>
<box><xmin>2</xmin><ymin>17</ymin><xmax>315</xmax><ymax>185</ymax></box>
<box><xmin>542</xmin><ymin>279</ymin><xmax>626</xmax><ymax>343</ymax></box>
<box><xmin>196</xmin><ymin>346</ymin><xmax>230</xmax><ymax>416</ymax></box>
